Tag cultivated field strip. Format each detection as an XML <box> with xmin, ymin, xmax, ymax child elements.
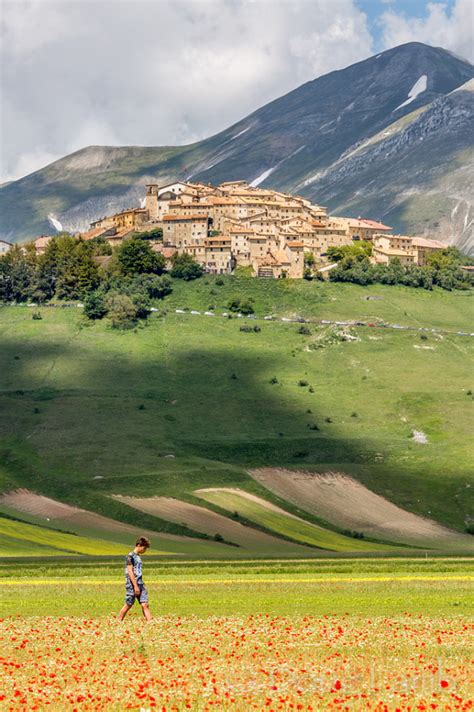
<box><xmin>250</xmin><ymin>469</ymin><xmax>474</xmax><ymax>551</ymax></box>
<box><xmin>195</xmin><ymin>488</ymin><xmax>401</xmax><ymax>552</ymax></box>
<box><xmin>112</xmin><ymin>494</ymin><xmax>313</xmax><ymax>553</ymax></box>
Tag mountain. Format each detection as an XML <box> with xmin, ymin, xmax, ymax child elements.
<box><xmin>1</xmin><ymin>42</ymin><xmax>473</xmax><ymax>251</ymax></box>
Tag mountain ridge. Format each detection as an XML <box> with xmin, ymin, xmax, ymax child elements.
<box><xmin>1</xmin><ymin>42</ymin><xmax>473</xmax><ymax>251</ymax></box>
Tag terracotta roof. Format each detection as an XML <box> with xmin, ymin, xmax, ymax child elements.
<box><xmin>360</xmin><ymin>219</ymin><xmax>392</xmax><ymax>230</ymax></box>
<box><xmin>114</xmin><ymin>207</ymin><xmax>147</xmax><ymax>216</ymax></box>
<box><xmin>286</xmin><ymin>240</ymin><xmax>305</xmax><ymax>248</ymax></box>
<box><xmin>162</xmin><ymin>214</ymin><xmax>209</xmax><ymax>221</ymax></box>
<box><xmin>275</xmin><ymin>249</ymin><xmax>291</xmax><ymax>264</ymax></box>
<box><xmin>81</xmin><ymin>226</ymin><xmax>113</xmax><ymax>241</ymax></box>
<box><xmin>333</xmin><ymin>217</ymin><xmax>392</xmax><ymax>231</ymax></box>
<box><xmin>373</xmin><ymin>246</ymin><xmax>415</xmax><ymax>256</ymax></box>
<box><xmin>110</xmin><ymin>228</ymin><xmax>136</xmax><ymax>239</ymax></box>
<box><xmin>412</xmin><ymin>237</ymin><xmax>445</xmax><ymax>249</ymax></box>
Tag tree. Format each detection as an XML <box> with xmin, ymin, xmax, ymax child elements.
<box><xmin>304</xmin><ymin>252</ymin><xmax>315</xmax><ymax>267</ymax></box>
<box><xmin>132</xmin><ymin>228</ymin><xmax>163</xmax><ymax>241</ymax></box>
<box><xmin>327</xmin><ymin>242</ymin><xmax>372</xmax><ymax>262</ymax></box>
<box><xmin>90</xmin><ymin>236</ymin><xmax>113</xmax><ymax>256</ymax></box>
<box><xmin>135</xmin><ymin>273</ymin><xmax>172</xmax><ymax>299</ymax></box>
<box><xmin>84</xmin><ymin>291</ymin><xmax>108</xmax><ymax>320</ymax></box>
<box><xmin>170</xmin><ymin>252</ymin><xmax>203</xmax><ymax>280</ymax></box>
<box><xmin>37</xmin><ymin>235</ymin><xmax>99</xmax><ymax>300</ymax></box>
<box><xmin>0</xmin><ymin>245</ymin><xmax>37</xmax><ymax>302</ymax></box>
<box><xmin>105</xmin><ymin>292</ymin><xmax>137</xmax><ymax>329</ymax></box>
<box><xmin>117</xmin><ymin>237</ymin><xmax>165</xmax><ymax>276</ymax></box>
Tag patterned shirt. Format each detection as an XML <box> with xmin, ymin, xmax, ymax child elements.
<box><xmin>125</xmin><ymin>551</ymin><xmax>143</xmax><ymax>584</ymax></box>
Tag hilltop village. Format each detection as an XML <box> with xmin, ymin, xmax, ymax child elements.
<box><xmin>26</xmin><ymin>180</ymin><xmax>446</xmax><ymax>279</ymax></box>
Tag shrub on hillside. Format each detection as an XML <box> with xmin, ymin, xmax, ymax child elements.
<box><xmin>228</xmin><ymin>297</ymin><xmax>254</xmax><ymax>315</ymax></box>
<box><xmin>105</xmin><ymin>292</ymin><xmax>138</xmax><ymax>329</ymax></box>
<box><xmin>136</xmin><ymin>274</ymin><xmax>172</xmax><ymax>299</ymax></box>
<box><xmin>84</xmin><ymin>291</ymin><xmax>108</xmax><ymax>320</ymax></box>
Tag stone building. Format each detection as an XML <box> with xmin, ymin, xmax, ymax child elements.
<box><xmin>83</xmin><ymin>179</ymin><xmax>439</xmax><ymax>277</ymax></box>
<box><xmin>0</xmin><ymin>239</ymin><xmax>12</xmax><ymax>255</ymax></box>
<box><xmin>372</xmin><ymin>234</ymin><xmax>445</xmax><ymax>266</ymax></box>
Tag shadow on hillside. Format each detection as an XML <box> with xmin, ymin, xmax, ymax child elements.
<box><xmin>0</xmin><ymin>333</ymin><xmax>373</xmax><ymax>457</ymax></box>
<box><xmin>0</xmin><ymin>322</ymin><xmax>400</xmax><ymax>540</ymax></box>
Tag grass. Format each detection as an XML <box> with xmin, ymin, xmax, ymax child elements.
<box><xmin>0</xmin><ymin>279</ymin><xmax>473</xmax><ymax>558</ymax></box>
<box><xmin>195</xmin><ymin>489</ymin><xmax>400</xmax><ymax>552</ymax></box>
<box><xmin>162</xmin><ymin>275</ymin><xmax>474</xmax><ymax>331</ymax></box>
<box><xmin>0</xmin><ymin>558</ymin><xmax>472</xmax><ymax>617</ymax></box>
<box><xmin>0</xmin><ymin>516</ymin><xmax>141</xmax><ymax>556</ymax></box>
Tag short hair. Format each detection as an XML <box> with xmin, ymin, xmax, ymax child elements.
<box><xmin>136</xmin><ymin>536</ymin><xmax>151</xmax><ymax>548</ymax></box>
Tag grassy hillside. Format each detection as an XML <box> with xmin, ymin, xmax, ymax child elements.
<box><xmin>0</xmin><ymin>279</ymin><xmax>473</xmax><ymax>557</ymax></box>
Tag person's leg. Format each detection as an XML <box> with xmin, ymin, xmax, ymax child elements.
<box><xmin>139</xmin><ymin>585</ymin><xmax>152</xmax><ymax>621</ymax></box>
<box><xmin>117</xmin><ymin>602</ymin><xmax>133</xmax><ymax>620</ymax></box>
<box><xmin>141</xmin><ymin>602</ymin><xmax>152</xmax><ymax>621</ymax></box>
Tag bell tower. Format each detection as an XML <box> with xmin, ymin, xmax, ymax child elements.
<box><xmin>145</xmin><ymin>184</ymin><xmax>159</xmax><ymax>220</ymax></box>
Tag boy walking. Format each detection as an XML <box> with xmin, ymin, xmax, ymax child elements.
<box><xmin>117</xmin><ymin>536</ymin><xmax>152</xmax><ymax>621</ymax></box>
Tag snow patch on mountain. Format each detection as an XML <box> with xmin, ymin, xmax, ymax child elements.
<box><xmin>250</xmin><ymin>167</ymin><xmax>276</xmax><ymax>187</ymax></box>
<box><xmin>48</xmin><ymin>214</ymin><xmax>63</xmax><ymax>232</ymax></box>
<box><xmin>231</xmin><ymin>126</ymin><xmax>251</xmax><ymax>140</ymax></box>
<box><xmin>394</xmin><ymin>75</ymin><xmax>428</xmax><ymax>111</ymax></box>
<box><xmin>250</xmin><ymin>146</ymin><xmax>306</xmax><ymax>187</ymax></box>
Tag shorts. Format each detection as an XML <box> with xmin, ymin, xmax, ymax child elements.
<box><xmin>125</xmin><ymin>582</ymin><xmax>149</xmax><ymax>606</ymax></box>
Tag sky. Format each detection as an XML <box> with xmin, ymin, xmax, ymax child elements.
<box><xmin>1</xmin><ymin>0</ymin><xmax>472</xmax><ymax>183</ymax></box>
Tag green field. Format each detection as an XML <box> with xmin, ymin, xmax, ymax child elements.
<box><xmin>0</xmin><ymin>516</ymin><xmax>143</xmax><ymax>556</ymax></box>
<box><xmin>1</xmin><ymin>558</ymin><xmax>472</xmax><ymax>617</ymax></box>
<box><xmin>0</xmin><ymin>277</ymin><xmax>473</xmax><ymax>558</ymax></box>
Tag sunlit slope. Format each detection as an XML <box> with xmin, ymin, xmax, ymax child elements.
<box><xmin>195</xmin><ymin>489</ymin><xmax>402</xmax><ymax>552</ymax></box>
<box><xmin>0</xmin><ymin>494</ymin><xmax>245</xmax><ymax>559</ymax></box>
<box><xmin>0</xmin><ymin>516</ymin><xmax>135</xmax><ymax>556</ymax></box>
<box><xmin>112</xmin><ymin>495</ymin><xmax>314</xmax><ymax>554</ymax></box>
<box><xmin>249</xmin><ymin>469</ymin><xmax>474</xmax><ymax>552</ymax></box>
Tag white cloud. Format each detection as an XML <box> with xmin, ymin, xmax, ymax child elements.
<box><xmin>1</xmin><ymin>0</ymin><xmax>374</xmax><ymax>182</ymax></box>
<box><xmin>380</xmin><ymin>0</ymin><xmax>474</xmax><ymax>62</ymax></box>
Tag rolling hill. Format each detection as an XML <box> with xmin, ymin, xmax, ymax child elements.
<box><xmin>0</xmin><ymin>278</ymin><xmax>473</xmax><ymax>558</ymax></box>
<box><xmin>1</xmin><ymin>42</ymin><xmax>473</xmax><ymax>251</ymax></box>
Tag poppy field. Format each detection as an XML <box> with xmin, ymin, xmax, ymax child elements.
<box><xmin>1</xmin><ymin>558</ymin><xmax>472</xmax><ymax>710</ymax></box>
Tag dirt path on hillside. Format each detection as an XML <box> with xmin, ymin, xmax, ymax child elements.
<box><xmin>248</xmin><ymin>470</ymin><xmax>473</xmax><ymax>550</ymax></box>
